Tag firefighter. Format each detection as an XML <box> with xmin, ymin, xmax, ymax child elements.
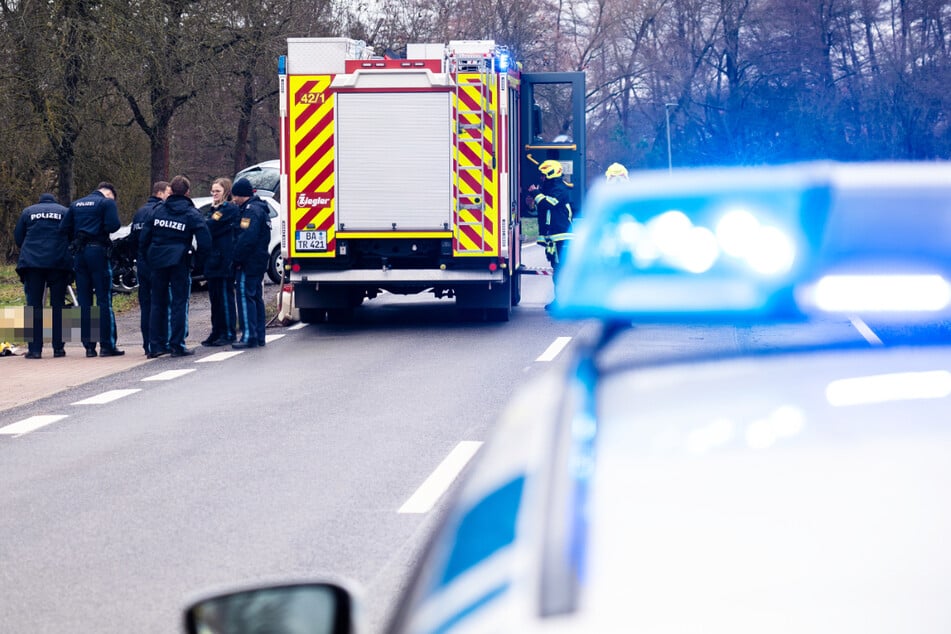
<box><xmin>605</xmin><ymin>162</ymin><xmax>629</xmax><ymax>182</ymax></box>
<box><xmin>14</xmin><ymin>193</ymin><xmax>73</xmax><ymax>359</ymax></box>
<box><xmin>529</xmin><ymin>159</ymin><xmax>573</xmax><ymax>310</ymax></box>
<box><xmin>141</xmin><ymin>175</ymin><xmax>212</xmax><ymax>358</ymax></box>
<box><xmin>129</xmin><ymin>181</ymin><xmax>171</xmax><ymax>355</ymax></box>
<box><xmin>230</xmin><ymin>177</ymin><xmax>271</xmax><ymax>349</ymax></box>
<box><xmin>60</xmin><ymin>182</ymin><xmax>125</xmax><ymax>357</ymax></box>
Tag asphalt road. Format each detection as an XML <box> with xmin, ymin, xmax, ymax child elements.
<box><xmin>0</xmin><ymin>249</ymin><xmax>573</xmax><ymax>633</ymax></box>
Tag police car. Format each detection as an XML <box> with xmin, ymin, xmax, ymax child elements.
<box><xmin>182</xmin><ymin>161</ymin><xmax>951</xmax><ymax>633</ymax></box>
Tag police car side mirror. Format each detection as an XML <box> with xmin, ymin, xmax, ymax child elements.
<box><xmin>183</xmin><ymin>582</ymin><xmax>357</xmax><ymax>634</ymax></box>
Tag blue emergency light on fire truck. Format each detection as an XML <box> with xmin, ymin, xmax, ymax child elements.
<box><xmin>277</xmin><ymin>38</ymin><xmax>586</xmax><ymax>322</ymax></box>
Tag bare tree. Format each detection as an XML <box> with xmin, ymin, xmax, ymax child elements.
<box><xmin>1</xmin><ymin>0</ymin><xmax>98</xmax><ymax>201</ymax></box>
<box><xmin>101</xmin><ymin>0</ymin><xmax>241</xmax><ymax>183</ymax></box>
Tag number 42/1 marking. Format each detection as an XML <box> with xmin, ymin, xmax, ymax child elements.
<box><xmin>299</xmin><ymin>92</ymin><xmax>325</xmax><ymax>105</ymax></box>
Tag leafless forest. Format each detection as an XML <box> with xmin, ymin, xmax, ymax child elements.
<box><xmin>2</xmin><ymin>0</ymin><xmax>949</xmax><ymax>259</ymax></box>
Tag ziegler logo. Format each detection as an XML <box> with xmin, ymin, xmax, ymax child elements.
<box><xmin>297</xmin><ymin>193</ymin><xmax>331</xmax><ymax>208</ymax></box>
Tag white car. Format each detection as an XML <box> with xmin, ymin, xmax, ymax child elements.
<box><xmin>193</xmin><ymin>195</ymin><xmax>284</xmax><ymax>284</ymax></box>
<box><xmin>234</xmin><ymin>159</ymin><xmax>280</xmax><ymax>200</ymax></box>
<box><xmin>183</xmin><ymin>161</ymin><xmax>951</xmax><ymax>633</ymax></box>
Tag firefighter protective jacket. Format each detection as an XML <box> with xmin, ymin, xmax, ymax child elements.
<box><xmin>534</xmin><ymin>178</ymin><xmax>573</xmax><ymax>242</ymax></box>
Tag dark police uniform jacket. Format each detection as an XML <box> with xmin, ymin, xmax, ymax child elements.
<box><xmin>60</xmin><ymin>190</ymin><xmax>121</xmax><ymax>246</ymax></box>
<box><xmin>232</xmin><ymin>196</ymin><xmax>271</xmax><ymax>277</ymax></box>
<box><xmin>14</xmin><ymin>194</ymin><xmax>72</xmax><ymax>276</ymax></box>
<box><xmin>203</xmin><ymin>201</ymin><xmax>239</xmax><ymax>278</ymax></box>
<box><xmin>140</xmin><ymin>194</ymin><xmax>212</xmax><ymax>269</ymax></box>
<box><xmin>130</xmin><ymin>196</ymin><xmax>165</xmax><ymax>260</ymax></box>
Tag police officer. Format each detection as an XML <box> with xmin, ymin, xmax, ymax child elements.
<box><xmin>14</xmin><ymin>193</ymin><xmax>73</xmax><ymax>359</ymax></box>
<box><xmin>60</xmin><ymin>182</ymin><xmax>125</xmax><ymax>357</ymax></box>
<box><xmin>230</xmin><ymin>177</ymin><xmax>271</xmax><ymax>349</ymax></box>
<box><xmin>129</xmin><ymin>181</ymin><xmax>170</xmax><ymax>355</ymax></box>
<box><xmin>201</xmin><ymin>177</ymin><xmax>240</xmax><ymax>347</ymax></box>
<box><xmin>529</xmin><ymin>160</ymin><xmax>574</xmax><ymax>310</ymax></box>
<box><xmin>140</xmin><ymin>175</ymin><xmax>211</xmax><ymax>358</ymax></box>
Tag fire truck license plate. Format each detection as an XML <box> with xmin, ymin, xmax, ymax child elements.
<box><xmin>295</xmin><ymin>230</ymin><xmax>327</xmax><ymax>251</ymax></box>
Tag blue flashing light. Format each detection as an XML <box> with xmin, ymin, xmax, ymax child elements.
<box><xmin>278</xmin><ymin>55</ymin><xmax>286</xmax><ymax>75</ymax></box>
<box><xmin>555</xmin><ymin>161</ymin><xmax>951</xmax><ymax>323</ymax></box>
<box><xmin>496</xmin><ymin>51</ymin><xmax>511</xmax><ymax>72</ymax></box>
<box><xmin>810</xmin><ymin>274</ymin><xmax>951</xmax><ymax>312</ymax></box>
<box><xmin>556</xmin><ymin>164</ymin><xmax>829</xmax><ymax>322</ymax></box>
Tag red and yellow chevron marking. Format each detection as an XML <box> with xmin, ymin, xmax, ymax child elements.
<box><xmin>288</xmin><ymin>75</ymin><xmax>337</xmax><ymax>258</ymax></box>
<box><xmin>452</xmin><ymin>73</ymin><xmax>499</xmax><ymax>256</ymax></box>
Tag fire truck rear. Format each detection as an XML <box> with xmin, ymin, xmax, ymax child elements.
<box><xmin>278</xmin><ymin>37</ymin><xmax>585</xmax><ymax>322</ymax></box>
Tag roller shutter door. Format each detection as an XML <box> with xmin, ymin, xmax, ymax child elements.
<box><xmin>336</xmin><ymin>92</ymin><xmax>452</xmax><ymax>231</ymax></box>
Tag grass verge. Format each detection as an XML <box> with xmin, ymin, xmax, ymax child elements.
<box><xmin>522</xmin><ymin>217</ymin><xmax>539</xmax><ymax>243</ymax></box>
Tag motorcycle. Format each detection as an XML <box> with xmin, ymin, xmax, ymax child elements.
<box><xmin>110</xmin><ymin>233</ymin><xmax>139</xmax><ymax>293</ymax></box>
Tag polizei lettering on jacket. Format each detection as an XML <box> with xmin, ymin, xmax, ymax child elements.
<box><xmin>31</xmin><ymin>212</ymin><xmax>63</xmax><ymax>221</ymax></box>
<box><xmin>154</xmin><ymin>218</ymin><xmax>187</xmax><ymax>231</ymax></box>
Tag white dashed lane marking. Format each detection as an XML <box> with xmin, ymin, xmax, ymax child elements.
<box><xmin>142</xmin><ymin>369</ymin><xmax>196</xmax><ymax>381</ymax></box>
<box><xmin>197</xmin><ymin>335</ymin><xmax>284</xmax><ymax>362</ymax></box>
<box><xmin>3</xmin><ymin>330</ymin><xmax>294</xmax><ymax>435</ymax></box>
<box><xmin>0</xmin><ymin>415</ymin><xmax>68</xmax><ymax>436</ymax></box>
<box><xmin>72</xmin><ymin>389</ymin><xmax>141</xmax><ymax>405</ymax></box>
<box><xmin>288</xmin><ymin>323</ymin><xmax>307</xmax><ymax>331</ymax></box>
<box><xmin>398</xmin><ymin>441</ymin><xmax>483</xmax><ymax>514</ymax></box>
<box><xmin>536</xmin><ymin>336</ymin><xmax>572</xmax><ymax>362</ymax></box>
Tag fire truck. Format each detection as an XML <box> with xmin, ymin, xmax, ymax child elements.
<box><xmin>277</xmin><ymin>37</ymin><xmax>585</xmax><ymax>322</ymax></box>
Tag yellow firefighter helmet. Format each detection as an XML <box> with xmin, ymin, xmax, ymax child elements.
<box><xmin>605</xmin><ymin>162</ymin><xmax>629</xmax><ymax>182</ymax></box>
<box><xmin>538</xmin><ymin>159</ymin><xmax>564</xmax><ymax>180</ymax></box>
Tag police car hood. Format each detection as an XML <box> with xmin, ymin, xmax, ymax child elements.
<box><xmin>577</xmin><ymin>344</ymin><xmax>951</xmax><ymax>633</ymax></box>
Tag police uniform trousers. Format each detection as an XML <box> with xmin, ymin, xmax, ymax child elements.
<box><xmin>236</xmin><ymin>270</ymin><xmax>266</xmax><ymax>345</ymax></box>
<box><xmin>149</xmin><ymin>261</ymin><xmax>191</xmax><ymax>353</ymax></box>
<box><xmin>137</xmin><ymin>258</ymin><xmax>152</xmax><ymax>354</ymax></box>
<box><xmin>74</xmin><ymin>244</ymin><xmax>118</xmax><ymax>353</ymax></box>
<box><xmin>21</xmin><ymin>268</ymin><xmax>68</xmax><ymax>355</ymax></box>
<box><xmin>207</xmin><ymin>275</ymin><xmax>236</xmax><ymax>342</ymax></box>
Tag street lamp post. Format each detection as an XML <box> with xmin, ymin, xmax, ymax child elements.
<box><xmin>664</xmin><ymin>103</ymin><xmax>676</xmax><ymax>172</ymax></box>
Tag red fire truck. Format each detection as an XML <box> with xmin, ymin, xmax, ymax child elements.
<box><xmin>278</xmin><ymin>37</ymin><xmax>585</xmax><ymax>322</ymax></box>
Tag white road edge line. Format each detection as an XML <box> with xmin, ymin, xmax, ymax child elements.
<box><xmin>0</xmin><ymin>415</ymin><xmax>68</xmax><ymax>436</ymax></box>
<box><xmin>850</xmin><ymin>316</ymin><xmax>884</xmax><ymax>346</ymax></box>
<box><xmin>196</xmin><ymin>351</ymin><xmax>244</xmax><ymax>363</ymax></box>
<box><xmin>142</xmin><ymin>369</ymin><xmax>196</xmax><ymax>381</ymax></box>
<box><xmin>398</xmin><ymin>441</ymin><xmax>483</xmax><ymax>514</ymax></box>
<box><xmin>536</xmin><ymin>336</ymin><xmax>572</xmax><ymax>362</ymax></box>
<box><xmin>72</xmin><ymin>389</ymin><xmax>141</xmax><ymax>405</ymax></box>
